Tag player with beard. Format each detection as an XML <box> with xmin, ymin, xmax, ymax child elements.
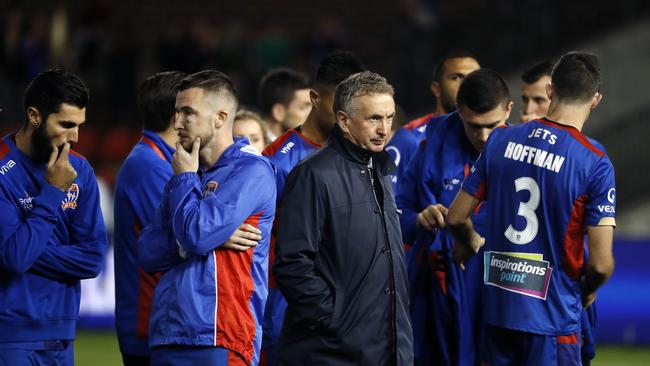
<box><xmin>0</xmin><ymin>70</ymin><xmax>108</xmax><ymax>365</ymax></box>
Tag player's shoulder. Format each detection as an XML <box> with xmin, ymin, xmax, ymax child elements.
<box><xmin>403</xmin><ymin>112</ymin><xmax>436</xmax><ymax>131</ymax></box>
<box><xmin>68</xmin><ymin>148</ymin><xmax>95</xmax><ymax>174</ymax></box>
<box><xmin>234</xmin><ymin>144</ymin><xmax>276</xmax><ymax>177</ymax></box>
<box><xmin>536</xmin><ymin>118</ymin><xmax>606</xmax><ymax>158</ymax></box>
<box><xmin>263</xmin><ymin>129</ymin><xmax>302</xmax><ymax>158</ymax></box>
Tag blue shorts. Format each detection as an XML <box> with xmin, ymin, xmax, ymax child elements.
<box><xmin>482</xmin><ymin>325</ymin><xmax>581</xmax><ymax>366</ymax></box>
<box><xmin>0</xmin><ymin>340</ymin><xmax>73</xmax><ymax>366</ymax></box>
<box><xmin>150</xmin><ymin>346</ymin><xmax>247</xmax><ymax>366</ymax></box>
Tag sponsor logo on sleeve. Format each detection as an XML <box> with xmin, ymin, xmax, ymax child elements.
<box><xmin>201</xmin><ymin>181</ymin><xmax>219</xmax><ymax>198</ymax></box>
<box><xmin>61</xmin><ymin>183</ymin><xmax>80</xmax><ymax>210</ymax></box>
<box><xmin>484</xmin><ymin>251</ymin><xmax>553</xmax><ymax>300</ymax></box>
<box><xmin>598</xmin><ymin>188</ymin><xmax>616</xmax><ymax>214</ymax></box>
<box><xmin>0</xmin><ymin>160</ymin><xmax>16</xmax><ymax>175</ymax></box>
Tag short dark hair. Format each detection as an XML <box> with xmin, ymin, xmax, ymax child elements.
<box><xmin>178</xmin><ymin>70</ymin><xmax>239</xmax><ymax>106</ymax></box>
<box><xmin>521</xmin><ymin>60</ymin><xmax>553</xmax><ymax>84</ymax></box>
<box><xmin>313</xmin><ymin>50</ymin><xmax>365</xmax><ymax>89</ymax></box>
<box><xmin>551</xmin><ymin>51</ymin><xmax>601</xmax><ymax>104</ymax></box>
<box><xmin>23</xmin><ymin>69</ymin><xmax>90</xmax><ymax>123</ymax></box>
<box><xmin>137</xmin><ymin>71</ymin><xmax>187</xmax><ymax>132</ymax></box>
<box><xmin>457</xmin><ymin>69</ymin><xmax>510</xmax><ymax>113</ymax></box>
<box><xmin>333</xmin><ymin>71</ymin><xmax>394</xmax><ymax>115</ymax></box>
<box><xmin>258</xmin><ymin>68</ymin><xmax>310</xmax><ymax>116</ymax></box>
<box><xmin>433</xmin><ymin>50</ymin><xmax>478</xmax><ymax>82</ymax></box>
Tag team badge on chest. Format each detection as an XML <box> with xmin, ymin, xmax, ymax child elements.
<box><xmin>201</xmin><ymin>181</ymin><xmax>219</xmax><ymax>198</ymax></box>
<box><xmin>61</xmin><ymin>183</ymin><xmax>80</xmax><ymax>210</ymax></box>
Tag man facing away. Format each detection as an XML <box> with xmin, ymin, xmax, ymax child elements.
<box><xmin>274</xmin><ymin>71</ymin><xmax>413</xmax><ymax>365</ymax></box>
<box><xmin>0</xmin><ymin>69</ymin><xmax>108</xmax><ymax>365</ymax></box>
<box><xmin>519</xmin><ymin>59</ymin><xmax>602</xmax><ymax>365</ymax></box>
<box><xmin>449</xmin><ymin>51</ymin><xmax>615</xmax><ymax>366</ymax></box>
<box><xmin>260</xmin><ymin>50</ymin><xmax>364</xmax><ymax>366</ymax></box>
<box><xmin>139</xmin><ymin>70</ymin><xmax>276</xmax><ymax>366</ymax></box>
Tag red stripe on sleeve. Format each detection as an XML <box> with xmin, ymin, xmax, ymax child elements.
<box><xmin>557</xmin><ymin>333</ymin><xmax>579</xmax><ymax>344</ymax></box>
<box><xmin>215</xmin><ymin>211</ymin><xmax>263</xmax><ymax>365</ymax></box>
<box><xmin>475</xmin><ymin>181</ymin><xmax>487</xmax><ymax>201</ymax></box>
<box><xmin>133</xmin><ymin>217</ymin><xmax>163</xmax><ymax>338</ymax></box>
<box><xmin>562</xmin><ymin>195</ymin><xmax>587</xmax><ymax>280</ymax></box>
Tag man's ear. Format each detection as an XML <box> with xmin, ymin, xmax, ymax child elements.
<box><xmin>310</xmin><ymin>89</ymin><xmax>320</xmax><ymax>108</ymax></box>
<box><xmin>431</xmin><ymin>81</ymin><xmax>441</xmax><ymax>99</ymax></box>
<box><xmin>504</xmin><ymin>100</ymin><xmax>514</xmax><ymax>119</ymax></box>
<box><xmin>26</xmin><ymin>107</ymin><xmax>42</xmax><ymax>128</ymax></box>
<box><xmin>590</xmin><ymin>92</ymin><xmax>603</xmax><ymax>109</ymax></box>
<box><xmin>271</xmin><ymin>103</ymin><xmax>286</xmax><ymax>123</ymax></box>
<box><xmin>214</xmin><ymin>110</ymin><xmax>229</xmax><ymax>128</ymax></box>
<box><xmin>546</xmin><ymin>83</ymin><xmax>553</xmax><ymax>100</ymax></box>
<box><xmin>337</xmin><ymin>111</ymin><xmax>350</xmax><ymax>133</ymax></box>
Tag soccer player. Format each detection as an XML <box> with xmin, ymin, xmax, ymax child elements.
<box><xmin>0</xmin><ymin>70</ymin><xmax>108</xmax><ymax>365</ymax></box>
<box><xmin>260</xmin><ymin>50</ymin><xmax>364</xmax><ymax>366</ymax></box>
<box><xmin>113</xmin><ymin>71</ymin><xmax>187</xmax><ymax>366</ymax></box>
<box><xmin>258</xmin><ymin>68</ymin><xmax>312</xmax><ymax>141</ymax></box>
<box><xmin>520</xmin><ymin>60</ymin><xmax>553</xmax><ymax>122</ymax></box>
<box><xmin>139</xmin><ymin>70</ymin><xmax>276</xmax><ymax>366</ymax></box>
<box><xmin>520</xmin><ymin>59</ymin><xmax>602</xmax><ymax>365</ymax></box>
<box><xmin>449</xmin><ymin>51</ymin><xmax>615</xmax><ymax>366</ymax></box>
<box><xmin>397</xmin><ymin>69</ymin><xmax>512</xmax><ymax>365</ymax></box>
<box><xmin>386</xmin><ymin>51</ymin><xmax>480</xmax><ymax>190</ymax></box>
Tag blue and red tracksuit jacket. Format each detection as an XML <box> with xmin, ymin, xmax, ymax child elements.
<box><xmin>386</xmin><ymin>113</ymin><xmax>436</xmax><ymax>192</ymax></box>
<box><xmin>396</xmin><ymin>112</ymin><xmax>487</xmax><ymax>366</ymax></box>
<box><xmin>260</xmin><ymin>127</ymin><xmax>321</xmax><ymax>365</ymax></box>
<box><xmin>139</xmin><ymin>138</ymin><xmax>276</xmax><ymax>365</ymax></box>
<box><xmin>113</xmin><ymin>130</ymin><xmax>174</xmax><ymax>356</ymax></box>
<box><xmin>0</xmin><ymin>134</ymin><xmax>108</xmax><ymax>344</ymax></box>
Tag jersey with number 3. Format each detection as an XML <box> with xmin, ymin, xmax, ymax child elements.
<box><xmin>462</xmin><ymin>118</ymin><xmax>616</xmax><ymax>335</ymax></box>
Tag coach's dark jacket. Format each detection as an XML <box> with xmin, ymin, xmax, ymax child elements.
<box><xmin>273</xmin><ymin>125</ymin><xmax>413</xmax><ymax>365</ymax></box>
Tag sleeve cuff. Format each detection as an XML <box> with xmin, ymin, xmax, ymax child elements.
<box><xmin>37</xmin><ymin>184</ymin><xmax>68</xmax><ymax>214</ymax></box>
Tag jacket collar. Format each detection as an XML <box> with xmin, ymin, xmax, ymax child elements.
<box><xmin>142</xmin><ymin>130</ymin><xmax>175</xmax><ymax>162</ymax></box>
<box><xmin>329</xmin><ymin>124</ymin><xmax>396</xmax><ymax>176</ymax></box>
<box><xmin>203</xmin><ymin>137</ymin><xmax>257</xmax><ymax>172</ymax></box>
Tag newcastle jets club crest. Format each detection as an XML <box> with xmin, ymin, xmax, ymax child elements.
<box><xmin>201</xmin><ymin>181</ymin><xmax>219</xmax><ymax>198</ymax></box>
<box><xmin>61</xmin><ymin>183</ymin><xmax>80</xmax><ymax>210</ymax></box>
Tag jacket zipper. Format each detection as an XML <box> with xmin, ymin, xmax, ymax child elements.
<box><xmin>367</xmin><ymin>159</ymin><xmax>397</xmax><ymax>365</ymax></box>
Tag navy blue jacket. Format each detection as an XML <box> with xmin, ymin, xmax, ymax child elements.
<box><xmin>273</xmin><ymin>125</ymin><xmax>413</xmax><ymax>365</ymax></box>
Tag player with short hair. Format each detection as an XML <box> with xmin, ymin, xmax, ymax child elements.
<box><xmin>520</xmin><ymin>58</ymin><xmax>602</xmax><ymax>365</ymax></box>
<box><xmin>260</xmin><ymin>50</ymin><xmax>364</xmax><ymax>366</ymax></box>
<box><xmin>258</xmin><ymin>68</ymin><xmax>312</xmax><ymax>141</ymax></box>
<box><xmin>386</xmin><ymin>51</ymin><xmax>480</xmax><ymax>191</ymax></box>
<box><xmin>520</xmin><ymin>60</ymin><xmax>553</xmax><ymax>122</ymax></box>
<box><xmin>449</xmin><ymin>51</ymin><xmax>615</xmax><ymax>366</ymax></box>
<box><xmin>139</xmin><ymin>70</ymin><xmax>276</xmax><ymax>366</ymax></box>
<box><xmin>0</xmin><ymin>69</ymin><xmax>108</xmax><ymax>365</ymax></box>
<box><xmin>397</xmin><ymin>68</ymin><xmax>512</xmax><ymax>365</ymax></box>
